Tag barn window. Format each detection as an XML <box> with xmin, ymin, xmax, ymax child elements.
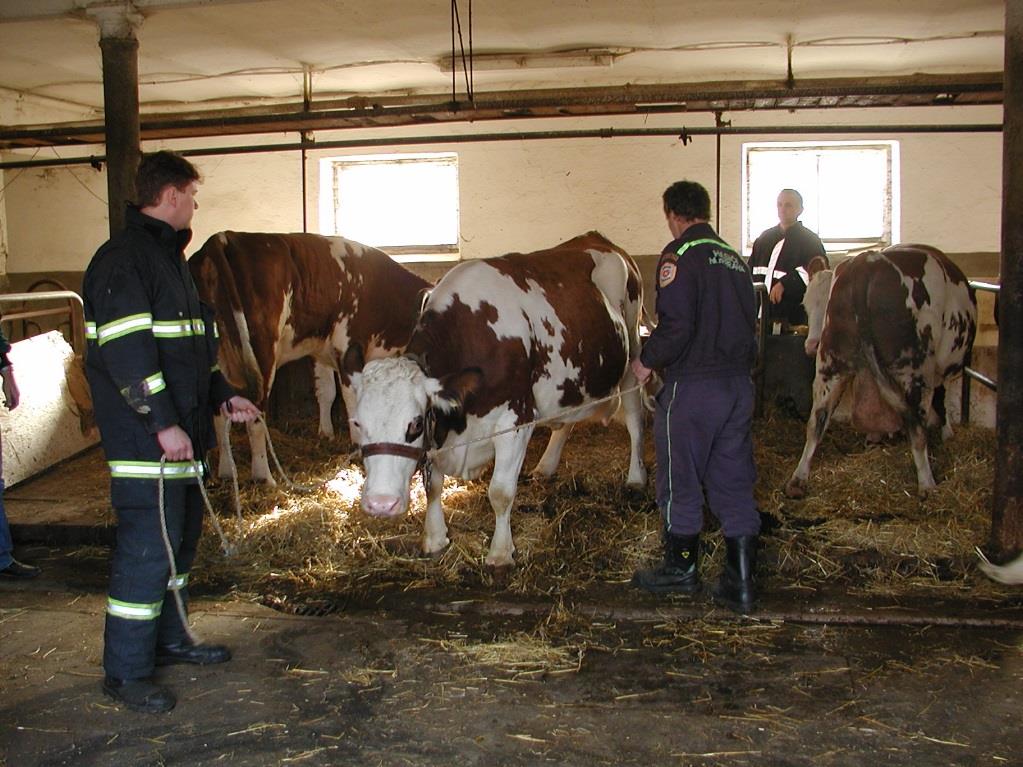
<box><xmin>741</xmin><ymin>141</ymin><xmax>900</xmax><ymax>256</ymax></box>
<box><xmin>320</xmin><ymin>152</ymin><xmax>460</xmax><ymax>261</ymax></box>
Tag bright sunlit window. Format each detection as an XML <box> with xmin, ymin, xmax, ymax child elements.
<box><xmin>741</xmin><ymin>141</ymin><xmax>900</xmax><ymax>256</ymax></box>
<box><xmin>319</xmin><ymin>152</ymin><xmax>460</xmax><ymax>261</ymax></box>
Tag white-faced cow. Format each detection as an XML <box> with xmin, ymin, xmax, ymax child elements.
<box><xmin>785</xmin><ymin>243</ymin><xmax>976</xmax><ymax>498</ymax></box>
<box><xmin>345</xmin><ymin>232</ymin><xmax>647</xmax><ymax>567</ymax></box>
<box><xmin>189</xmin><ymin>231</ymin><xmax>431</xmax><ymax>484</ymax></box>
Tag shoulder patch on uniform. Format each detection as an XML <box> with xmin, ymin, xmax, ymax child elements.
<box><xmin>658</xmin><ymin>260</ymin><xmax>677</xmax><ymax>287</ymax></box>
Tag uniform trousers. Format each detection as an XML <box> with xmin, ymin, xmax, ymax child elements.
<box><xmin>104</xmin><ymin>482</ymin><xmax>203</xmax><ymax>679</ymax></box>
<box><xmin>653</xmin><ymin>375</ymin><xmax>760</xmax><ymax>538</ymax></box>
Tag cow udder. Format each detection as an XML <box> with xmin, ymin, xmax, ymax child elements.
<box><xmin>849</xmin><ymin>370</ymin><xmax>903</xmax><ymax>435</ymax></box>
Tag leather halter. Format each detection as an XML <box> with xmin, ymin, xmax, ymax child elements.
<box><xmin>359</xmin><ymin>442</ymin><xmax>425</xmax><ymax>463</ymax></box>
<box><xmin>358</xmin><ymin>409</ymin><xmax>437</xmax><ymax>490</ymax></box>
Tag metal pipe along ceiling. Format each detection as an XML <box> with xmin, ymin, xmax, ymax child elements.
<box><xmin>0</xmin><ymin>122</ymin><xmax>1003</xmax><ymax>171</ymax></box>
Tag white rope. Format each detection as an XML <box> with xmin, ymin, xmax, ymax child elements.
<box><xmin>157</xmin><ymin>456</ymin><xmax>240</xmax><ymax>646</ymax></box>
<box><xmin>256</xmin><ymin>414</ymin><xmax>319</xmax><ymax>492</ymax></box>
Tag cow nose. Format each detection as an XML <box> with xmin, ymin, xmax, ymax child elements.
<box><xmin>805</xmin><ymin>339</ymin><xmax>819</xmax><ymax>357</ymax></box>
<box><xmin>363</xmin><ymin>495</ymin><xmax>401</xmax><ymax>518</ymax></box>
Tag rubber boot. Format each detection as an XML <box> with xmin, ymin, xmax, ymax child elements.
<box><xmin>712</xmin><ymin>535</ymin><xmax>758</xmax><ymax>614</ymax></box>
<box><xmin>632</xmin><ymin>533</ymin><xmax>700</xmax><ymax>594</ymax></box>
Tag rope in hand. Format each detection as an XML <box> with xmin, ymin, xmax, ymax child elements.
<box><xmin>157</xmin><ymin>456</ymin><xmax>233</xmax><ymax>647</ymax></box>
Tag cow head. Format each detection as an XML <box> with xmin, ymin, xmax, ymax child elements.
<box><xmin>345</xmin><ymin>349</ymin><xmax>481</xmax><ymax>519</ymax></box>
<box><xmin>802</xmin><ymin>256</ymin><xmax>835</xmax><ymax>357</ymax></box>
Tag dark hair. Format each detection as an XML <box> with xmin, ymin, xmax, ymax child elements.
<box><xmin>662</xmin><ymin>180</ymin><xmax>711</xmax><ymax>220</ymax></box>
<box><xmin>779</xmin><ymin>188</ymin><xmax>804</xmax><ymax>206</ymax></box>
<box><xmin>135</xmin><ymin>150</ymin><xmax>201</xmax><ymax>208</ymax></box>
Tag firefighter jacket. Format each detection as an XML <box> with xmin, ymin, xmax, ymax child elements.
<box><xmin>83</xmin><ymin>205</ymin><xmax>235</xmax><ymax>507</ymax></box>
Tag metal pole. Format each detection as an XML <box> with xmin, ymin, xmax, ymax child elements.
<box><xmin>0</xmin><ymin>123</ymin><xmax>1004</xmax><ymax>172</ymax></box>
<box><xmin>95</xmin><ymin>11</ymin><xmax>141</xmax><ymax>237</ymax></box>
<box><xmin>993</xmin><ymin>0</ymin><xmax>1023</xmax><ymax>557</ymax></box>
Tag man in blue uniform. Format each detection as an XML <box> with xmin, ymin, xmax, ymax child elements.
<box><xmin>83</xmin><ymin>151</ymin><xmax>259</xmax><ymax>713</ymax></box>
<box><xmin>631</xmin><ymin>180</ymin><xmax>760</xmax><ymax>614</ymax></box>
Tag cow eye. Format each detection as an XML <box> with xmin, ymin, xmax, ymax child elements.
<box><xmin>405</xmin><ymin>415</ymin><xmax>424</xmax><ymax>442</ymax></box>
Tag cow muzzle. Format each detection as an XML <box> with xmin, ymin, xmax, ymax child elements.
<box><xmin>358</xmin><ymin>441</ymin><xmax>428</xmax><ymax>518</ymax></box>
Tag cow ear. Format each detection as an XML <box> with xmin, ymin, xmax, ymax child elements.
<box><xmin>342</xmin><ymin>342</ymin><xmax>365</xmax><ymax>376</ymax></box>
<box><xmin>807</xmin><ymin>255</ymin><xmax>830</xmax><ymax>281</ymax></box>
<box><xmin>432</xmin><ymin>368</ymin><xmax>483</xmax><ymax>414</ymax></box>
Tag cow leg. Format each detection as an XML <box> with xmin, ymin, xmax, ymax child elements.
<box><xmin>248</xmin><ymin>418</ymin><xmax>277</xmax><ymax>486</ymax></box>
<box><xmin>907</xmin><ymin>418</ymin><xmax>937</xmax><ymax>496</ymax></box>
<box><xmin>215</xmin><ymin>413</ymin><xmax>237</xmax><ymax>480</ymax></box>
<box><xmin>784</xmin><ymin>371</ymin><xmax>850</xmax><ymax>498</ymax></box>
<box><xmin>620</xmin><ymin>381</ymin><xmax>648</xmax><ymax>487</ymax></box>
<box><xmin>313</xmin><ymin>361</ymin><xmax>337</xmax><ymax>438</ymax></box>
<box><xmin>422</xmin><ymin>465</ymin><xmax>449</xmax><ymax>557</ymax></box>
<box><xmin>486</xmin><ymin>426</ymin><xmax>534</xmax><ymax>568</ymax></box>
<box><xmin>530</xmin><ymin>424</ymin><xmax>573</xmax><ymax>479</ymax></box>
<box><xmin>932</xmin><ymin>384</ymin><xmax>953</xmax><ymax>441</ymax></box>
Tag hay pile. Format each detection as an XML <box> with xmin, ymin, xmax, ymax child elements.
<box><xmin>195</xmin><ymin>408</ymin><xmax>1011</xmax><ymax>605</ymax></box>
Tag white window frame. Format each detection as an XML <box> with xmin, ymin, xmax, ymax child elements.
<box><xmin>741</xmin><ymin>140</ymin><xmax>900</xmax><ymax>256</ymax></box>
<box><xmin>319</xmin><ymin>152</ymin><xmax>460</xmax><ymax>262</ymax></box>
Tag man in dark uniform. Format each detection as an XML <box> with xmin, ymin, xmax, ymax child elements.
<box><xmin>631</xmin><ymin>180</ymin><xmax>760</xmax><ymax>614</ymax></box>
<box><xmin>83</xmin><ymin>151</ymin><xmax>259</xmax><ymax>713</ymax></box>
<box><xmin>749</xmin><ymin>188</ymin><xmax>826</xmax><ymax>329</ymax></box>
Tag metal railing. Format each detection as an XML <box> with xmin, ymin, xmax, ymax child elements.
<box><xmin>961</xmin><ymin>280</ymin><xmax>1000</xmax><ymax>424</ymax></box>
<box><xmin>0</xmin><ymin>289</ymin><xmax>86</xmax><ymax>358</ymax></box>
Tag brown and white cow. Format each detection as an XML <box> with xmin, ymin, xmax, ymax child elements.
<box><xmin>785</xmin><ymin>244</ymin><xmax>977</xmax><ymax>498</ymax></box>
<box><xmin>344</xmin><ymin>232</ymin><xmax>647</xmax><ymax>567</ymax></box>
<box><xmin>189</xmin><ymin>231</ymin><xmax>431</xmax><ymax>484</ymax></box>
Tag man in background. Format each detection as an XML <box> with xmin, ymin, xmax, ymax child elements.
<box><xmin>749</xmin><ymin>188</ymin><xmax>827</xmax><ymax>330</ymax></box>
<box><xmin>0</xmin><ymin>335</ymin><xmax>41</xmax><ymax>580</ymax></box>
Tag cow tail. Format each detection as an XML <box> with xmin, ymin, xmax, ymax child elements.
<box><xmin>192</xmin><ymin>234</ymin><xmax>265</xmax><ymax>403</ymax></box>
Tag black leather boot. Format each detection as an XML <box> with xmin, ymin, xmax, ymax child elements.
<box><xmin>102</xmin><ymin>676</ymin><xmax>176</xmax><ymax>714</ymax></box>
<box><xmin>632</xmin><ymin>533</ymin><xmax>700</xmax><ymax>594</ymax></box>
<box><xmin>155</xmin><ymin>640</ymin><xmax>232</xmax><ymax>666</ymax></box>
<box><xmin>712</xmin><ymin>535</ymin><xmax>758</xmax><ymax>614</ymax></box>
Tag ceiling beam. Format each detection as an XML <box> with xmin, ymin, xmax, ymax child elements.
<box><xmin>0</xmin><ymin>0</ymin><xmax>274</xmax><ymax>23</ymax></box>
<box><xmin>0</xmin><ymin>73</ymin><xmax>1003</xmax><ymax>150</ymax></box>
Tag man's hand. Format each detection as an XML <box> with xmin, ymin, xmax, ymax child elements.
<box><xmin>1</xmin><ymin>369</ymin><xmax>20</xmax><ymax>411</ymax></box>
<box><xmin>631</xmin><ymin>358</ymin><xmax>652</xmax><ymax>385</ymax></box>
<box><xmin>769</xmin><ymin>281</ymin><xmax>785</xmax><ymax>304</ymax></box>
<box><xmin>221</xmin><ymin>395</ymin><xmax>261</xmax><ymax>423</ymax></box>
<box><xmin>157</xmin><ymin>425</ymin><xmax>194</xmax><ymax>461</ymax></box>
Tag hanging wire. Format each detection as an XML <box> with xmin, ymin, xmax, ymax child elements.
<box><xmin>450</xmin><ymin>0</ymin><xmax>474</xmax><ymax>103</ymax></box>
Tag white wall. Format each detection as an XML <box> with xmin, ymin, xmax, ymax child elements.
<box><xmin>0</xmin><ymin>104</ymin><xmax>1002</xmax><ymax>273</ymax></box>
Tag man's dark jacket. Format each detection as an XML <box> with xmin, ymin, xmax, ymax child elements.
<box><xmin>749</xmin><ymin>221</ymin><xmax>826</xmax><ymax>325</ymax></box>
<box><xmin>641</xmin><ymin>222</ymin><xmax>756</xmax><ymax>382</ymax></box>
<box><xmin>83</xmin><ymin>206</ymin><xmax>234</xmax><ymax>507</ymax></box>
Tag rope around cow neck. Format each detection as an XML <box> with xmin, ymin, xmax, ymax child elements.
<box><xmin>424</xmin><ymin>382</ymin><xmax>651</xmax><ymax>460</ymax></box>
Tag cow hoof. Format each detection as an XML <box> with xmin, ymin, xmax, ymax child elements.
<box><xmin>783</xmin><ymin>479</ymin><xmax>807</xmax><ymax>499</ymax></box>
<box><xmin>486</xmin><ymin>563</ymin><xmax>514</xmax><ymax>587</ymax></box>
<box><xmin>423</xmin><ymin>538</ymin><xmax>450</xmax><ymax>558</ymax></box>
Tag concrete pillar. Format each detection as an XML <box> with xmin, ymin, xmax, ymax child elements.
<box><xmin>993</xmin><ymin>0</ymin><xmax>1023</xmax><ymax>556</ymax></box>
<box><xmin>90</xmin><ymin>5</ymin><xmax>143</xmax><ymax>237</ymax></box>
